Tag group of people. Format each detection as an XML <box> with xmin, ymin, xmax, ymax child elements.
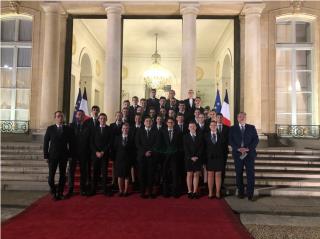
<box><xmin>43</xmin><ymin>89</ymin><xmax>259</xmax><ymax>201</ymax></box>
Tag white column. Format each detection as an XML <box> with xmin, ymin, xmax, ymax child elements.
<box><xmin>40</xmin><ymin>3</ymin><xmax>65</xmax><ymax>129</ymax></box>
<box><xmin>180</xmin><ymin>4</ymin><xmax>199</xmax><ymax>99</ymax></box>
<box><xmin>242</xmin><ymin>3</ymin><xmax>265</xmax><ymax>132</ymax></box>
<box><xmin>103</xmin><ymin>3</ymin><xmax>123</xmax><ymax>121</ymax></box>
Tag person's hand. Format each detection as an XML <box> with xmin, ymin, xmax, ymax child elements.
<box><xmin>238</xmin><ymin>148</ymin><xmax>247</xmax><ymax>153</ymax></box>
<box><xmin>145</xmin><ymin>151</ymin><xmax>152</xmax><ymax>157</ymax></box>
<box><xmin>191</xmin><ymin>156</ymin><xmax>198</xmax><ymax>162</ymax></box>
<box><xmin>96</xmin><ymin>152</ymin><xmax>101</xmax><ymax>158</ymax></box>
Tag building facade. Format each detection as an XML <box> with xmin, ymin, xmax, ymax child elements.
<box><xmin>1</xmin><ymin>1</ymin><xmax>319</xmax><ymax>140</ymax></box>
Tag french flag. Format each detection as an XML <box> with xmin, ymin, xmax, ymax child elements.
<box><xmin>79</xmin><ymin>87</ymin><xmax>90</xmax><ymax>121</ymax></box>
<box><xmin>72</xmin><ymin>88</ymin><xmax>82</xmax><ymax>123</ymax></box>
<box><xmin>221</xmin><ymin>90</ymin><xmax>231</xmax><ymax>126</ymax></box>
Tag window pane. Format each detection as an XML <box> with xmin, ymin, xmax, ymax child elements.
<box><xmin>15</xmin><ymin>109</ymin><xmax>29</xmax><ymax>121</ymax></box>
<box><xmin>276</xmin><ymin>22</ymin><xmax>292</xmax><ymax>43</ymax></box>
<box><xmin>1</xmin><ymin>20</ymin><xmax>16</xmax><ymax>41</ymax></box>
<box><xmin>19</xmin><ymin>20</ymin><xmax>32</xmax><ymax>41</ymax></box>
<box><xmin>296</xmin><ymin>22</ymin><xmax>311</xmax><ymax>43</ymax></box>
<box><xmin>296</xmin><ymin>114</ymin><xmax>312</xmax><ymax>125</ymax></box>
<box><xmin>0</xmin><ymin>48</ymin><xmax>14</xmax><ymax>67</ymax></box>
<box><xmin>17</xmin><ymin>48</ymin><xmax>32</xmax><ymax>67</ymax></box>
<box><xmin>296</xmin><ymin>72</ymin><xmax>312</xmax><ymax>92</ymax></box>
<box><xmin>0</xmin><ymin>89</ymin><xmax>13</xmax><ymax>109</ymax></box>
<box><xmin>276</xmin><ymin>49</ymin><xmax>292</xmax><ymax>70</ymax></box>
<box><xmin>0</xmin><ymin>68</ymin><xmax>14</xmax><ymax>88</ymax></box>
<box><xmin>297</xmin><ymin>93</ymin><xmax>312</xmax><ymax>113</ymax></box>
<box><xmin>276</xmin><ymin>92</ymin><xmax>292</xmax><ymax>113</ymax></box>
<box><xmin>276</xmin><ymin>71</ymin><xmax>291</xmax><ymax>92</ymax></box>
<box><xmin>17</xmin><ymin>68</ymin><xmax>32</xmax><ymax>88</ymax></box>
<box><xmin>296</xmin><ymin>50</ymin><xmax>311</xmax><ymax>70</ymax></box>
<box><xmin>16</xmin><ymin>89</ymin><xmax>30</xmax><ymax>110</ymax></box>
<box><xmin>276</xmin><ymin>113</ymin><xmax>292</xmax><ymax>125</ymax></box>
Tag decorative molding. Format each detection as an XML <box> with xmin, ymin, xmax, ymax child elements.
<box><xmin>180</xmin><ymin>3</ymin><xmax>200</xmax><ymax>15</ymax></box>
<box><xmin>241</xmin><ymin>3</ymin><xmax>265</xmax><ymax>16</ymax></box>
<box><xmin>103</xmin><ymin>2</ymin><xmax>124</xmax><ymax>15</ymax></box>
<box><xmin>40</xmin><ymin>2</ymin><xmax>65</xmax><ymax>14</ymax></box>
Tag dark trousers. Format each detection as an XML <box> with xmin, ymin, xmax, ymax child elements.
<box><xmin>87</xmin><ymin>157</ymin><xmax>93</xmax><ymax>184</ymax></box>
<box><xmin>138</xmin><ymin>156</ymin><xmax>156</xmax><ymax>195</ymax></box>
<box><xmin>177</xmin><ymin>151</ymin><xmax>185</xmax><ymax>191</ymax></box>
<box><xmin>162</xmin><ymin>153</ymin><xmax>179</xmax><ymax>195</ymax></box>
<box><xmin>234</xmin><ymin>156</ymin><xmax>255</xmax><ymax>197</ymax></box>
<box><xmin>91</xmin><ymin>156</ymin><xmax>109</xmax><ymax>193</ymax></box>
<box><xmin>68</xmin><ymin>156</ymin><xmax>88</xmax><ymax>192</ymax></box>
<box><xmin>48</xmin><ymin>157</ymin><xmax>68</xmax><ymax>195</ymax></box>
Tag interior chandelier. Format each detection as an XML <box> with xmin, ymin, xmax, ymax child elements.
<box><xmin>143</xmin><ymin>33</ymin><xmax>173</xmax><ymax>89</ymax></box>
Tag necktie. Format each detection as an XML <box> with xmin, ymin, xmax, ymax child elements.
<box><xmin>146</xmin><ymin>129</ymin><xmax>149</xmax><ymax>138</ymax></box>
<box><xmin>123</xmin><ymin>137</ymin><xmax>127</xmax><ymax>146</ymax></box>
<box><xmin>180</xmin><ymin>125</ymin><xmax>183</xmax><ymax>132</ymax></box>
<box><xmin>219</xmin><ymin>125</ymin><xmax>222</xmax><ymax>133</ymax></box>
<box><xmin>100</xmin><ymin>127</ymin><xmax>104</xmax><ymax>134</ymax></box>
<box><xmin>241</xmin><ymin>125</ymin><xmax>245</xmax><ymax>147</ymax></box>
<box><xmin>57</xmin><ymin>125</ymin><xmax>62</xmax><ymax>134</ymax></box>
<box><xmin>192</xmin><ymin>134</ymin><xmax>195</xmax><ymax>142</ymax></box>
<box><xmin>93</xmin><ymin>119</ymin><xmax>97</xmax><ymax>127</ymax></box>
<box><xmin>169</xmin><ymin>130</ymin><xmax>173</xmax><ymax>142</ymax></box>
<box><xmin>211</xmin><ymin>133</ymin><xmax>216</xmax><ymax>144</ymax></box>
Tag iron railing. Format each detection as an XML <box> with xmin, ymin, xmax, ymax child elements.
<box><xmin>0</xmin><ymin>120</ymin><xmax>29</xmax><ymax>134</ymax></box>
<box><xmin>276</xmin><ymin>125</ymin><xmax>320</xmax><ymax>139</ymax></box>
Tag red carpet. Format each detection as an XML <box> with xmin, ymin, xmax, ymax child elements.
<box><xmin>2</xmin><ymin>194</ymin><xmax>252</xmax><ymax>239</ymax></box>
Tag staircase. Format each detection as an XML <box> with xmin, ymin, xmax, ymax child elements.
<box><xmin>225</xmin><ymin>148</ymin><xmax>320</xmax><ymax>197</ymax></box>
<box><xmin>1</xmin><ymin>142</ymin><xmax>320</xmax><ymax>196</ymax></box>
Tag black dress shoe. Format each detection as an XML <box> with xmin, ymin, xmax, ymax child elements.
<box><xmin>80</xmin><ymin>191</ymin><xmax>87</xmax><ymax>196</ymax></box>
<box><xmin>237</xmin><ymin>193</ymin><xmax>245</xmax><ymax>199</ymax></box>
<box><xmin>123</xmin><ymin>192</ymin><xmax>129</xmax><ymax>197</ymax></box>
<box><xmin>149</xmin><ymin>193</ymin><xmax>157</xmax><ymax>199</ymax></box>
<box><xmin>208</xmin><ymin>195</ymin><xmax>214</xmax><ymax>199</ymax></box>
<box><xmin>65</xmin><ymin>191</ymin><xmax>74</xmax><ymax>199</ymax></box>
<box><xmin>193</xmin><ymin>193</ymin><xmax>200</xmax><ymax>199</ymax></box>
<box><xmin>187</xmin><ymin>192</ymin><xmax>193</xmax><ymax>199</ymax></box>
<box><xmin>248</xmin><ymin>196</ymin><xmax>254</xmax><ymax>201</ymax></box>
<box><xmin>56</xmin><ymin>194</ymin><xmax>64</xmax><ymax>200</ymax></box>
<box><xmin>140</xmin><ymin>194</ymin><xmax>148</xmax><ymax>199</ymax></box>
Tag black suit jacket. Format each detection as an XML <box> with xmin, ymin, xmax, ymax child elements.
<box><xmin>43</xmin><ymin>124</ymin><xmax>71</xmax><ymax>160</ymax></box>
<box><xmin>217</xmin><ymin>124</ymin><xmax>230</xmax><ymax>158</ymax></box>
<box><xmin>146</xmin><ymin>98</ymin><xmax>160</xmax><ymax>112</ymax></box>
<box><xmin>160</xmin><ymin>128</ymin><xmax>182</xmax><ymax>154</ymax></box>
<box><xmin>113</xmin><ymin>134</ymin><xmax>135</xmax><ymax>163</ymax></box>
<box><xmin>229</xmin><ymin>124</ymin><xmax>259</xmax><ymax>159</ymax></box>
<box><xmin>69</xmin><ymin>122</ymin><xmax>91</xmax><ymax>158</ymax></box>
<box><xmin>90</xmin><ymin>126</ymin><xmax>112</xmax><ymax>159</ymax></box>
<box><xmin>135</xmin><ymin>128</ymin><xmax>158</xmax><ymax>159</ymax></box>
<box><xmin>184</xmin><ymin>98</ymin><xmax>195</xmax><ymax>112</ymax></box>
<box><xmin>204</xmin><ymin>132</ymin><xmax>224</xmax><ymax>160</ymax></box>
<box><xmin>174</xmin><ymin>123</ymin><xmax>188</xmax><ymax>135</ymax></box>
<box><xmin>183</xmin><ymin>133</ymin><xmax>204</xmax><ymax>162</ymax></box>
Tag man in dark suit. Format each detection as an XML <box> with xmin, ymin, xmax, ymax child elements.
<box><xmin>194</xmin><ymin>97</ymin><xmax>204</xmax><ymax>113</ymax></box>
<box><xmin>43</xmin><ymin>111</ymin><xmax>72</xmax><ymax>200</ymax></box>
<box><xmin>129</xmin><ymin>96</ymin><xmax>139</xmax><ymax>123</ymax></box>
<box><xmin>67</xmin><ymin>110</ymin><xmax>91</xmax><ymax>197</ymax></box>
<box><xmin>110</xmin><ymin>111</ymin><xmax>124</xmax><ymax>136</ymax></box>
<box><xmin>90</xmin><ymin>113</ymin><xmax>113</xmax><ymax>196</ymax></box>
<box><xmin>83</xmin><ymin>105</ymin><xmax>100</xmax><ymax>184</ymax></box>
<box><xmin>177</xmin><ymin>102</ymin><xmax>191</xmax><ymax>125</ymax></box>
<box><xmin>135</xmin><ymin>116</ymin><xmax>159</xmax><ymax>198</ymax></box>
<box><xmin>161</xmin><ymin>117</ymin><xmax>182</xmax><ymax>198</ymax></box>
<box><xmin>216</xmin><ymin>113</ymin><xmax>230</xmax><ymax>192</ymax></box>
<box><xmin>146</xmin><ymin>89</ymin><xmax>160</xmax><ymax>113</ymax></box>
<box><xmin>184</xmin><ymin>89</ymin><xmax>195</xmax><ymax>113</ymax></box>
<box><xmin>165</xmin><ymin>90</ymin><xmax>178</xmax><ymax>110</ymax></box>
<box><xmin>229</xmin><ymin>112</ymin><xmax>259</xmax><ymax>201</ymax></box>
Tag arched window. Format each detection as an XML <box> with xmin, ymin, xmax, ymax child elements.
<box><xmin>275</xmin><ymin>15</ymin><xmax>315</xmax><ymax>125</ymax></box>
<box><xmin>0</xmin><ymin>15</ymin><xmax>32</xmax><ymax>127</ymax></box>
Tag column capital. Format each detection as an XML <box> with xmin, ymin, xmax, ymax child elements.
<box><xmin>103</xmin><ymin>2</ymin><xmax>124</xmax><ymax>15</ymax></box>
<box><xmin>241</xmin><ymin>3</ymin><xmax>265</xmax><ymax>16</ymax></box>
<box><xmin>180</xmin><ymin>3</ymin><xmax>200</xmax><ymax>15</ymax></box>
<box><xmin>41</xmin><ymin>2</ymin><xmax>65</xmax><ymax>14</ymax></box>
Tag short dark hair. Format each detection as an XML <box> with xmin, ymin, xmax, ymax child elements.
<box><xmin>76</xmin><ymin>109</ymin><xmax>85</xmax><ymax>114</ymax></box>
<box><xmin>160</xmin><ymin>96</ymin><xmax>166</xmax><ymax>100</ymax></box>
<box><xmin>178</xmin><ymin>102</ymin><xmax>185</xmax><ymax>106</ymax></box>
<box><xmin>132</xmin><ymin>96</ymin><xmax>138</xmax><ymax>100</ymax></box>
<box><xmin>166</xmin><ymin>117</ymin><xmax>175</xmax><ymax>123</ymax></box>
<box><xmin>216</xmin><ymin>113</ymin><xmax>223</xmax><ymax>117</ymax></box>
<box><xmin>188</xmin><ymin>121</ymin><xmax>197</xmax><ymax>126</ymax></box>
<box><xmin>140</xmin><ymin>98</ymin><xmax>146</xmax><ymax>102</ymax></box>
<box><xmin>54</xmin><ymin>111</ymin><xmax>63</xmax><ymax>117</ymax></box>
<box><xmin>92</xmin><ymin>105</ymin><xmax>100</xmax><ymax>111</ymax></box>
<box><xmin>98</xmin><ymin>113</ymin><xmax>107</xmax><ymax>119</ymax></box>
<box><xmin>151</xmin><ymin>89</ymin><xmax>156</xmax><ymax>92</ymax></box>
<box><xmin>144</xmin><ymin>116</ymin><xmax>151</xmax><ymax>121</ymax></box>
<box><xmin>123</xmin><ymin>100</ymin><xmax>130</xmax><ymax>103</ymax></box>
<box><xmin>177</xmin><ymin>113</ymin><xmax>184</xmax><ymax>117</ymax></box>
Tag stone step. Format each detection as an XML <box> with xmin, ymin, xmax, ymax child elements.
<box><xmin>1</xmin><ymin>143</ymin><xmax>43</xmax><ymax>150</ymax></box>
<box><xmin>224</xmin><ymin>177</ymin><xmax>320</xmax><ymax>187</ymax></box>
<box><xmin>1</xmin><ymin>181</ymin><xmax>49</xmax><ymax>191</ymax></box>
<box><xmin>1</xmin><ymin>173</ymin><xmax>57</xmax><ymax>182</ymax></box>
<box><xmin>1</xmin><ymin>160</ymin><xmax>47</xmax><ymax>167</ymax></box>
<box><xmin>226</xmin><ymin>164</ymin><xmax>320</xmax><ymax>172</ymax></box>
<box><xmin>226</xmin><ymin>159</ymin><xmax>320</xmax><ymax>165</ymax></box>
<box><xmin>1</xmin><ymin>149</ymin><xmax>43</xmax><ymax>155</ymax></box>
<box><xmin>1</xmin><ymin>155</ymin><xmax>44</xmax><ymax>160</ymax></box>
<box><xmin>226</xmin><ymin>171</ymin><xmax>320</xmax><ymax>179</ymax></box>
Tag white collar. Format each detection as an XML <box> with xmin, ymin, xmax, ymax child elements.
<box><xmin>190</xmin><ymin>132</ymin><xmax>196</xmax><ymax>137</ymax></box>
<box><xmin>145</xmin><ymin>127</ymin><xmax>151</xmax><ymax>131</ymax></box>
<box><xmin>239</xmin><ymin>123</ymin><xmax>246</xmax><ymax>128</ymax></box>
